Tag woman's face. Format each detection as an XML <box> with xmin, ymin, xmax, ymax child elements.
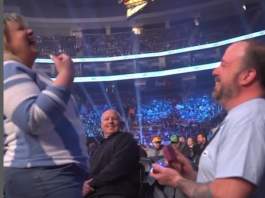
<box><xmin>187</xmin><ymin>138</ymin><xmax>193</xmax><ymax>147</ymax></box>
<box><xmin>6</xmin><ymin>20</ymin><xmax>39</xmax><ymax>67</ymax></box>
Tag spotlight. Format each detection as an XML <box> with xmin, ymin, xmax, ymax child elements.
<box><xmin>194</xmin><ymin>18</ymin><xmax>199</xmax><ymax>26</ymax></box>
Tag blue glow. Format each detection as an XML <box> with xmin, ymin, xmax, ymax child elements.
<box><xmin>37</xmin><ymin>30</ymin><xmax>265</xmax><ymax>63</ymax></box>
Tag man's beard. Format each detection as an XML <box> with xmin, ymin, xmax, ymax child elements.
<box><xmin>212</xmin><ymin>76</ymin><xmax>240</xmax><ymax>103</ymax></box>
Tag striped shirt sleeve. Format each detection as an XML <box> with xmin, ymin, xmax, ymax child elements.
<box><xmin>4</xmin><ymin>61</ymin><xmax>71</xmax><ymax>135</ymax></box>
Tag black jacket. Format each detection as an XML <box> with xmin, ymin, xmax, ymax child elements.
<box><xmin>198</xmin><ymin>142</ymin><xmax>208</xmax><ymax>156</ymax></box>
<box><xmin>87</xmin><ymin>132</ymin><xmax>140</xmax><ymax>198</ymax></box>
<box><xmin>139</xmin><ymin>146</ymin><xmax>147</xmax><ymax>157</ymax></box>
<box><xmin>189</xmin><ymin>144</ymin><xmax>200</xmax><ymax>159</ymax></box>
<box><xmin>179</xmin><ymin>142</ymin><xmax>191</xmax><ymax>159</ymax></box>
<box><xmin>193</xmin><ymin>144</ymin><xmax>207</xmax><ymax>168</ymax></box>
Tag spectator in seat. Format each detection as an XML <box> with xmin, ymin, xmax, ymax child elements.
<box><xmin>179</xmin><ymin>136</ymin><xmax>188</xmax><ymax>152</ymax></box>
<box><xmin>187</xmin><ymin>137</ymin><xmax>200</xmax><ymax>160</ymax></box>
<box><xmin>197</xmin><ymin>133</ymin><xmax>207</xmax><ymax>155</ymax></box>
<box><xmin>187</xmin><ymin>137</ymin><xmax>200</xmax><ymax>168</ymax></box>
<box><xmin>170</xmin><ymin>135</ymin><xmax>190</xmax><ymax>159</ymax></box>
<box><xmin>146</xmin><ymin>137</ymin><xmax>164</xmax><ymax>157</ymax></box>
<box><xmin>179</xmin><ymin>136</ymin><xmax>186</xmax><ymax>143</ymax></box>
<box><xmin>83</xmin><ymin>110</ymin><xmax>140</xmax><ymax>198</ymax></box>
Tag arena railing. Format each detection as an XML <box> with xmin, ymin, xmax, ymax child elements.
<box><xmin>39</xmin><ymin>30</ymin><xmax>264</xmax><ymax>64</ymax></box>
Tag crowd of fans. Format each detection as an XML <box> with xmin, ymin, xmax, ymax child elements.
<box><xmin>34</xmin><ymin>13</ymin><xmax>261</xmax><ymax>58</ymax></box>
<box><xmin>82</xmin><ymin>32</ymin><xmax>136</xmax><ymax>57</ymax></box>
<box><xmin>34</xmin><ymin>26</ymin><xmax>245</xmax><ymax>58</ymax></box>
<box><xmin>139</xmin><ymin>23</ymin><xmax>192</xmax><ymax>53</ymax></box>
<box><xmin>76</xmin><ymin>92</ymin><xmax>226</xmax><ymax>145</ymax></box>
<box><xmin>35</xmin><ymin>35</ymin><xmax>81</xmax><ymax>58</ymax></box>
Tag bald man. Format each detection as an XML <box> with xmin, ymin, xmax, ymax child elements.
<box><xmin>150</xmin><ymin>40</ymin><xmax>265</xmax><ymax>198</ymax></box>
<box><xmin>83</xmin><ymin>110</ymin><xmax>140</xmax><ymax>198</ymax></box>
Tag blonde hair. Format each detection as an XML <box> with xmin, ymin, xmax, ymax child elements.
<box><xmin>4</xmin><ymin>13</ymin><xmax>28</xmax><ymax>63</ymax></box>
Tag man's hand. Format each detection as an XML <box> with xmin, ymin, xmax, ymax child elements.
<box><xmin>150</xmin><ymin>164</ymin><xmax>181</xmax><ymax>188</ymax></box>
<box><xmin>82</xmin><ymin>178</ymin><xmax>94</xmax><ymax>196</ymax></box>
<box><xmin>150</xmin><ymin>163</ymin><xmax>255</xmax><ymax>198</ymax></box>
<box><xmin>166</xmin><ymin>149</ymin><xmax>197</xmax><ymax>181</ymax></box>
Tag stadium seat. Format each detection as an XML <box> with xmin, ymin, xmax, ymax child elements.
<box><xmin>140</xmin><ymin>157</ymin><xmax>154</xmax><ymax>173</ymax></box>
<box><xmin>147</xmin><ymin>156</ymin><xmax>165</xmax><ymax>163</ymax></box>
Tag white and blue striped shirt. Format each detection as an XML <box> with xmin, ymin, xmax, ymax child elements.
<box><xmin>3</xmin><ymin>60</ymin><xmax>89</xmax><ymax>171</ymax></box>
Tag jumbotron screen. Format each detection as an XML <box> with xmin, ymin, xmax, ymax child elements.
<box><xmin>124</xmin><ymin>0</ymin><xmax>148</xmax><ymax>19</ymax></box>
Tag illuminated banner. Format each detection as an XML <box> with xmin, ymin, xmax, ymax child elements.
<box><xmin>36</xmin><ymin>30</ymin><xmax>265</xmax><ymax>63</ymax></box>
<box><xmin>155</xmin><ymin>80</ymin><xmax>172</xmax><ymax>87</ymax></box>
<box><xmin>50</xmin><ymin>61</ymin><xmax>220</xmax><ymax>82</ymax></box>
<box><xmin>146</xmin><ymin>79</ymin><xmax>174</xmax><ymax>88</ymax></box>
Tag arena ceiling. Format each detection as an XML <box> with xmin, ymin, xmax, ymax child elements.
<box><xmin>6</xmin><ymin>0</ymin><xmax>215</xmax><ymax>9</ymax></box>
<box><xmin>6</xmin><ymin>0</ymin><xmax>262</xmax><ymax>17</ymax></box>
<box><xmin>52</xmin><ymin>0</ymin><xmax>216</xmax><ymax>9</ymax></box>
<box><xmin>5</xmin><ymin>0</ymin><xmax>263</xmax><ymax>30</ymax></box>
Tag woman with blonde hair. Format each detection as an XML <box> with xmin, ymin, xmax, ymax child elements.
<box><xmin>3</xmin><ymin>13</ymin><xmax>89</xmax><ymax>198</ymax></box>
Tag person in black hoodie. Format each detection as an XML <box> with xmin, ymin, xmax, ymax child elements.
<box><xmin>83</xmin><ymin>110</ymin><xmax>140</xmax><ymax>198</ymax></box>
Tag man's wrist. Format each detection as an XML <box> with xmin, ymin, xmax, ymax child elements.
<box><xmin>186</xmin><ymin>170</ymin><xmax>197</xmax><ymax>181</ymax></box>
<box><xmin>173</xmin><ymin>175</ymin><xmax>183</xmax><ymax>188</ymax></box>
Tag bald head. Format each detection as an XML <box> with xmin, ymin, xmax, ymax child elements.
<box><xmin>227</xmin><ymin>41</ymin><xmax>248</xmax><ymax>54</ymax></box>
<box><xmin>101</xmin><ymin>110</ymin><xmax>122</xmax><ymax>137</ymax></box>
<box><xmin>101</xmin><ymin>110</ymin><xmax>121</xmax><ymax>122</ymax></box>
<box><xmin>225</xmin><ymin>42</ymin><xmax>248</xmax><ymax>67</ymax></box>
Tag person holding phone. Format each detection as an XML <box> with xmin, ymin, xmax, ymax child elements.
<box><xmin>150</xmin><ymin>40</ymin><xmax>265</xmax><ymax>198</ymax></box>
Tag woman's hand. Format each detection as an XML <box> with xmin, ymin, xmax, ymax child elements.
<box><xmin>50</xmin><ymin>54</ymin><xmax>74</xmax><ymax>76</ymax></box>
<box><xmin>50</xmin><ymin>54</ymin><xmax>75</xmax><ymax>90</ymax></box>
